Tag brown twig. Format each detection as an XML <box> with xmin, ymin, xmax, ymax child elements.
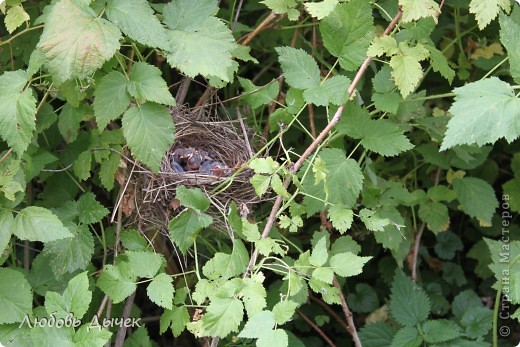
<box><xmin>333</xmin><ymin>277</ymin><xmax>362</xmax><ymax>347</ymax></box>
<box><xmin>296</xmin><ymin>309</ymin><xmax>336</xmax><ymax>347</ymax></box>
<box><xmin>309</xmin><ymin>293</ymin><xmax>350</xmax><ymax>332</ymax></box>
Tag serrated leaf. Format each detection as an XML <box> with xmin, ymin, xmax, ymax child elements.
<box><xmin>12</xmin><ymin>206</ymin><xmax>73</xmax><ymax>242</ymax></box>
<box><xmin>94</xmin><ymin>71</ymin><xmax>131</xmax><ymax>129</ymax></box>
<box><xmin>163</xmin><ymin>0</ymin><xmax>238</xmax><ymax>83</ymax></box>
<box><xmin>453</xmin><ymin>177</ymin><xmax>498</xmax><ymax>225</ymax></box>
<box><xmin>329</xmin><ymin>252</ymin><xmax>371</xmax><ymax>278</ymax></box>
<box><xmin>0</xmin><ymin>70</ymin><xmax>37</xmax><ymax>156</ymax></box>
<box><xmin>127</xmin><ymin>62</ymin><xmax>176</xmax><ymax>106</ymax></box>
<box><xmin>106</xmin><ymin>0</ymin><xmax>168</xmax><ymax>49</ymax></box>
<box><xmin>147</xmin><ymin>273</ymin><xmax>174</xmax><ymax>309</ymax></box>
<box><xmin>175</xmin><ymin>185</ymin><xmax>211</xmax><ymax>212</ymax></box>
<box><xmin>77</xmin><ymin>192</ymin><xmax>109</xmax><ymax>224</ymax></box>
<box><xmin>36</xmin><ymin>0</ymin><xmax>121</xmax><ymax>83</ymax></box>
<box><xmin>272</xmin><ymin>300</ymin><xmax>299</xmax><ymax>325</ymax></box>
<box><xmin>239</xmin><ymin>78</ymin><xmax>279</xmax><ymax>109</ymax></box>
<box><xmin>169</xmin><ymin>210</ymin><xmax>212</xmax><ymax>254</ymax></box>
<box><xmin>5</xmin><ymin>5</ymin><xmax>29</xmax><ymax>33</ymax></box>
<box><xmin>45</xmin><ymin>271</ymin><xmax>91</xmax><ymax>319</ymax></box>
<box><xmin>276</xmin><ymin>47</ymin><xmax>320</xmax><ymax>89</ymax></box>
<box><xmin>303</xmin><ymin>75</ymin><xmax>351</xmax><ymax>106</ymax></box>
<box><xmin>126</xmin><ymin>251</ymin><xmax>165</xmax><ymax>278</ymax></box>
<box><xmin>500</xmin><ymin>10</ymin><xmax>520</xmax><ymax>83</ymax></box>
<box><xmin>441</xmin><ymin>77</ymin><xmax>520</xmax><ymax>150</ymax></box>
<box><xmin>389</xmin><ymin>271</ymin><xmax>431</xmax><ymax>326</ymax></box>
<box><xmin>44</xmin><ymin>224</ymin><xmax>94</xmax><ymax>276</ymax></box>
<box><xmin>0</xmin><ymin>268</ymin><xmax>33</xmax><ymax>324</ymax></box>
<box><xmin>238</xmin><ymin>311</ymin><xmax>275</xmax><ymax>338</ymax></box>
<box><xmin>320</xmin><ymin>0</ymin><xmax>374</xmax><ymax>71</ymax></box>
<box><xmin>470</xmin><ymin>0</ymin><xmax>510</xmax><ymax>29</ymax></box>
<box><xmin>418</xmin><ymin>202</ymin><xmax>449</xmax><ymax>233</ymax></box>
<box><xmin>97</xmin><ymin>262</ymin><xmax>137</xmax><ymax>304</ymax></box>
<box><xmin>201</xmin><ymin>297</ymin><xmax>244</xmax><ymax>338</ymax></box>
<box><xmin>160</xmin><ymin>306</ymin><xmax>190</xmax><ymax>337</ymax></box>
<box><xmin>328</xmin><ymin>204</ymin><xmax>353</xmax><ymax>233</ymax></box>
<box><xmin>399</xmin><ymin>0</ymin><xmax>440</xmax><ymax>23</ymax></box>
<box><xmin>122</xmin><ymin>103</ymin><xmax>175</xmax><ymax>172</ymax></box>
<box><xmin>304</xmin><ymin>0</ymin><xmax>339</xmax><ymax>19</ymax></box>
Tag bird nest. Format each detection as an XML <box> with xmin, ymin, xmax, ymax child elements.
<box><xmin>130</xmin><ymin>104</ymin><xmax>259</xmax><ymax>235</ymax></box>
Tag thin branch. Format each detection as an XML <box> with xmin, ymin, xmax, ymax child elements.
<box><xmin>333</xmin><ymin>277</ymin><xmax>362</xmax><ymax>347</ymax></box>
<box><xmin>296</xmin><ymin>309</ymin><xmax>336</xmax><ymax>347</ymax></box>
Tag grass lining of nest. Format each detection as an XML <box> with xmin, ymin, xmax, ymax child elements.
<box><xmin>131</xmin><ymin>104</ymin><xmax>261</xmax><ymax>235</ymax></box>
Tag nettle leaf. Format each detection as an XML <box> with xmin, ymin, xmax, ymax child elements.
<box><xmin>147</xmin><ymin>273</ymin><xmax>174</xmax><ymax>310</ymax></box>
<box><xmin>441</xmin><ymin>78</ymin><xmax>520</xmax><ymax>150</ymax></box>
<box><xmin>276</xmin><ymin>47</ymin><xmax>320</xmax><ymax>89</ymax></box>
<box><xmin>390</xmin><ymin>271</ymin><xmax>431</xmax><ymax>326</ymax></box>
<box><xmin>163</xmin><ymin>0</ymin><xmax>238</xmax><ymax>83</ymax></box>
<box><xmin>399</xmin><ymin>0</ymin><xmax>440</xmax><ymax>23</ymax></box>
<box><xmin>303</xmin><ymin>75</ymin><xmax>351</xmax><ymax>106</ymax></box>
<box><xmin>201</xmin><ymin>297</ymin><xmax>244</xmax><ymax>338</ymax></box>
<box><xmin>36</xmin><ymin>0</ymin><xmax>121</xmax><ymax>83</ymax></box>
<box><xmin>470</xmin><ymin>0</ymin><xmax>510</xmax><ymax>29</ymax></box>
<box><xmin>169</xmin><ymin>210</ymin><xmax>213</xmax><ymax>254</ymax></box>
<box><xmin>418</xmin><ymin>201</ymin><xmax>450</xmax><ymax>233</ymax></box>
<box><xmin>106</xmin><ymin>0</ymin><xmax>168</xmax><ymax>49</ymax></box>
<box><xmin>239</xmin><ymin>78</ymin><xmax>279</xmax><ymax>109</ymax></box>
<box><xmin>44</xmin><ymin>271</ymin><xmax>91</xmax><ymax>320</ymax></box>
<box><xmin>390</xmin><ymin>42</ymin><xmax>430</xmax><ymax>98</ymax></box>
<box><xmin>94</xmin><ymin>71</ymin><xmax>131</xmax><ymax>129</ymax></box>
<box><xmin>304</xmin><ymin>0</ymin><xmax>339</xmax><ymax>20</ymax></box>
<box><xmin>452</xmin><ymin>177</ymin><xmax>498</xmax><ymax>225</ymax></box>
<box><xmin>337</xmin><ymin>103</ymin><xmax>413</xmax><ymax>156</ymax></box>
<box><xmin>0</xmin><ymin>70</ymin><xmax>37</xmax><ymax>156</ymax></box>
<box><xmin>0</xmin><ymin>268</ymin><xmax>33</xmax><ymax>324</ymax></box>
<box><xmin>43</xmin><ymin>224</ymin><xmax>94</xmax><ymax>276</ymax></box>
<box><xmin>77</xmin><ymin>192</ymin><xmax>109</xmax><ymax>224</ymax></box>
<box><xmin>5</xmin><ymin>5</ymin><xmax>30</xmax><ymax>34</ymax></box>
<box><xmin>122</xmin><ymin>103</ymin><xmax>175</xmax><ymax>172</ymax></box>
<box><xmin>12</xmin><ymin>206</ymin><xmax>73</xmax><ymax>242</ymax></box>
<box><xmin>320</xmin><ymin>0</ymin><xmax>374</xmax><ymax>71</ymax></box>
<box><xmin>500</xmin><ymin>10</ymin><xmax>520</xmax><ymax>83</ymax></box>
<box><xmin>97</xmin><ymin>262</ymin><xmax>137</xmax><ymax>304</ymax></box>
<box><xmin>127</xmin><ymin>62</ymin><xmax>176</xmax><ymax>106</ymax></box>
<box><xmin>329</xmin><ymin>252</ymin><xmax>371</xmax><ymax>278</ymax></box>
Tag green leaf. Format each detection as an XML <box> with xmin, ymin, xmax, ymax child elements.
<box><xmin>175</xmin><ymin>185</ymin><xmax>211</xmax><ymax>211</ymax></box>
<box><xmin>328</xmin><ymin>204</ymin><xmax>353</xmax><ymax>233</ymax></box>
<box><xmin>0</xmin><ymin>70</ymin><xmax>37</xmax><ymax>155</ymax></box>
<box><xmin>169</xmin><ymin>210</ymin><xmax>213</xmax><ymax>254</ymax></box>
<box><xmin>44</xmin><ymin>271</ymin><xmax>91</xmax><ymax>319</ymax></box>
<box><xmin>426</xmin><ymin>44</ymin><xmax>455</xmax><ymax>84</ymax></box>
<box><xmin>276</xmin><ymin>47</ymin><xmax>320</xmax><ymax>89</ymax></box>
<box><xmin>320</xmin><ymin>0</ymin><xmax>374</xmax><ymax>71</ymax></box>
<box><xmin>160</xmin><ymin>306</ymin><xmax>190</xmax><ymax>337</ymax></box>
<box><xmin>77</xmin><ymin>192</ymin><xmax>109</xmax><ymax>224</ymax></box>
<box><xmin>238</xmin><ymin>310</ymin><xmax>275</xmax><ymax>338</ymax></box>
<box><xmin>257</xmin><ymin>329</ymin><xmax>289</xmax><ymax>347</ymax></box>
<box><xmin>37</xmin><ymin>0</ymin><xmax>121</xmax><ymax>83</ymax></box>
<box><xmin>390</xmin><ymin>326</ymin><xmax>422</xmax><ymax>347</ymax></box>
<box><xmin>441</xmin><ymin>77</ymin><xmax>520</xmax><ymax>150</ymax></box>
<box><xmin>399</xmin><ymin>0</ymin><xmax>440</xmax><ymax>23</ymax></box>
<box><xmin>163</xmin><ymin>0</ymin><xmax>238</xmax><ymax>83</ymax></box>
<box><xmin>126</xmin><ymin>251</ymin><xmax>165</xmax><ymax>278</ymax></box>
<box><xmin>304</xmin><ymin>0</ymin><xmax>339</xmax><ymax>20</ymax></box>
<box><xmin>500</xmin><ymin>10</ymin><xmax>520</xmax><ymax>83</ymax></box>
<box><xmin>303</xmin><ymin>75</ymin><xmax>351</xmax><ymax>106</ymax></box>
<box><xmin>201</xmin><ymin>297</ymin><xmax>244</xmax><ymax>338</ymax></box>
<box><xmin>12</xmin><ymin>206</ymin><xmax>73</xmax><ymax>242</ymax></box>
<box><xmin>338</xmin><ymin>104</ymin><xmax>413</xmax><ymax>156</ymax></box>
<box><xmin>272</xmin><ymin>300</ymin><xmax>299</xmax><ymax>325</ymax></box>
<box><xmin>122</xmin><ymin>103</ymin><xmax>175</xmax><ymax>172</ymax></box>
<box><xmin>389</xmin><ymin>271</ymin><xmax>431</xmax><ymax>326</ymax></box>
<box><xmin>127</xmin><ymin>62</ymin><xmax>176</xmax><ymax>106</ymax></box>
<box><xmin>238</xmin><ymin>78</ymin><xmax>279</xmax><ymax>109</ymax></box>
<box><xmin>5</xmin><ymin>5</ymin><xmax>30</xmax><ymax>33</ymax></box>
<box><xmin>470</xmin><ymin>0</ymin><xmax>510</xmax><ymax>29</ymax></box>
<box><xmin>453</xmin><ymin>177</ymin><xmax>498</xmax><ymax>225</ymax></box>
<box><xmin>43</xmin><ymin>224</ymin><xmax>94</xmax><ymax>276</ymax></box>
<box><xmin>418</xmin><ymin>202</ymin><xmax>449</xmax><ymax>233</ymax></box>
<box><xmin>97</xmin><ymin>262</ymin><xmax>137</xmax><ymax>304</ymax></box>
<box><xmin>106</xmin><ymin>0</ymin><xmax>168</xmax><ymax>49</ymax></box>
<box><xmin>390</xmin><ymin>42</ymin><xmax>429</xmax><ymax>98</ymax></box>
<box><xmin>329</xmin><ymin>252</ymin><xmax>371</xmax><ymax>278</ymax></box>
<box><xmin>147</xmin><ymin>273</ymin><xmax>174</xmax><ymax>309</ymax></box>
<box><xmin>0</xmin><ymin>268</ymin><xmax>32</xmax><ymax>324</ymax></box>
<box><xmin>93</xmin><ymin>71</ymin><xmax>131</xmax><ymax>129</ymax></box>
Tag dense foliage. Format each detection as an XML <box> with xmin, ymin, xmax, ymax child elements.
<box><xmin>0</xmin><ymin>0</ymin><xmax>519</xmax><ymax>346</ymax></box>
